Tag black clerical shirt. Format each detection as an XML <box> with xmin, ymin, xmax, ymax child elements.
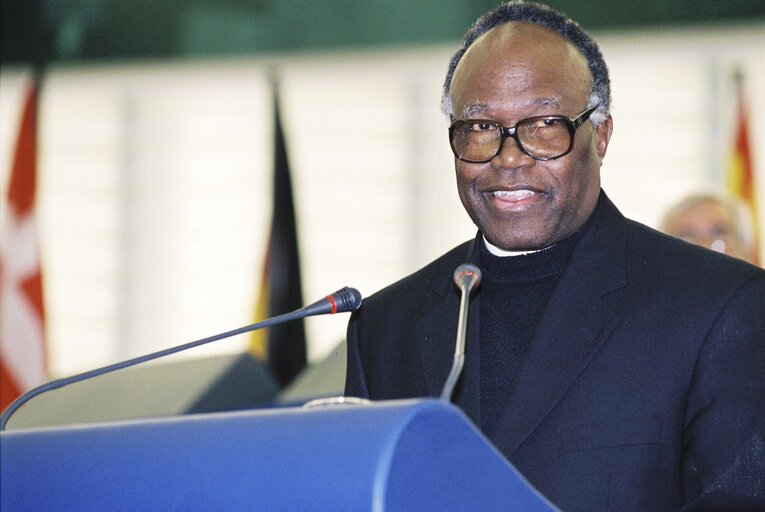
<box><xmin>477</xmin><ymin>226</ymin><xmax>588</xmax><ymax>432</ymax></box>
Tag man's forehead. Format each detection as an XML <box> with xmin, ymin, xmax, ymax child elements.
<box><xmin>456</xmin><ymin>21</ymin><xmax>589</xmax><ymax>78</ymax></box>
<box><xmin>452</xmin><ymin>21</ymin><xmax>591</xmax><ymax>112</ymax></box>
<box><xmin>474</xmin><ymin>21</ymin><xmax>574</xmax><ymax>53</ymax></box>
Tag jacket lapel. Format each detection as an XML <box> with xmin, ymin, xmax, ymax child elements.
<box><xmin>414</xmin><ymin>236</ymin><xmax>483</xmax><ymax>424</ymax></box>
<box><xmin>489</xmin><ymin>194</ymin><xmax>628</xmax><ymax>457</ymax></box>
<box><xmin>415</xmin><ymin>295</ymin><xmax>460</xmax><ymax>396</ymax></box>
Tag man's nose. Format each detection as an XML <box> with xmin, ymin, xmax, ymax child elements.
<box><xmin>490</xmin><ymin>135</ymin><xmax>535</xmax><ymax>169</ymax></box>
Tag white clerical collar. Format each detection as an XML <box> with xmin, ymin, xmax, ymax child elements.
<box><xmin>482</xmin><ymin>235</ymin><xmax>543</xmax><ymax>257</ymax></box>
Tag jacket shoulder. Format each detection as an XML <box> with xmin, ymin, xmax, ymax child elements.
<box><xmin>624</xmin><ymin>218</ymin><xmax>763</xmax><ymax>286</ymax></box>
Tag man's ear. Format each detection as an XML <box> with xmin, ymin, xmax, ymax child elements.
<box><xmin>596</xmin><ymin>115</ymin><xmax>613</xmax><ymax>159</ymax></box>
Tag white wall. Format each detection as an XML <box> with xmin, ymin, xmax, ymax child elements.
<box><xmin>1</xmin><ymin>22</ymin><xmax>764</xmax><ymax>378</ymax></box>
<box><xmin>597</xmin><ymin>24</ymin><xmax>765</xmax><ymax>228</ymax></box>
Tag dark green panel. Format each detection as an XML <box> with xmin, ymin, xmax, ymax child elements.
<box><xmin>177</xmin><ymin>0</ymin><xmax>486</xmax><ymax>56</ymax></box>
<box><xmin>2</xmin><ymin>0</ymin><xmax>764</xmax><ymax>64</ymax></box>
<box><xmin>544</xmin><ymin>0</ymin><xmax>765</xmax><ymax>28</ymax></box>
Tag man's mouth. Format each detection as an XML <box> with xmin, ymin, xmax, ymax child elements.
<box><xmin>491</xmin><ymin>189</ymin><xmax>537</xmax><ymax>201</ymax></box>
<box><xmin>486</xmin><ymin>188</ymin><xmax>545</xmax><ymax>211</ymax></box>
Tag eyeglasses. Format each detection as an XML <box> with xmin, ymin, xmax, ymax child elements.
<box><xmin>448</xmin><ymin>105</ymin><xmax>597</xmax><ymax>163</ymax></box>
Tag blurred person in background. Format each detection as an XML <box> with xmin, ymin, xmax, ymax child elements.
<box><xmin>661</xmin><ymin>193</ymin><xmax>759</xmax><ymax>265</ymax></box>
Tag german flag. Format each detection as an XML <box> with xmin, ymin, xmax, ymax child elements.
<box><xmin>249</xmin><ymin>82</ymin><xmax>306</xmax><ymax>387</ymax></box>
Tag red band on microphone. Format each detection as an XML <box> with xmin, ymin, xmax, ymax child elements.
<box><xmin>327</xmin><ymin>295</ymin><xmax>337</xmax><ymax>314</ymax></box>
<box><xmin>457</xmin><ymin>270</ymin><xmax>478</xmax><ymax>284</ymax></box>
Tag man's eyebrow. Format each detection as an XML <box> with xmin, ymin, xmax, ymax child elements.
<box><xmin>461</xmin><ymin>102</ymin><xmax>489</xmax><ymax>117</ymax></box>
<box><xmin>460</xmin><ymin>97</ymin><xmax>563</xmax><ymax>117</ymax></box>
<box><xmin>531</xmin><ymin>96</ymin><xmax>562</xmax><ymax>107</ymax></box>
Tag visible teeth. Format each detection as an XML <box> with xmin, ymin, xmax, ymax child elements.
<box><xmin>492</xmin><ymin>189</ymin><xmax>534</xmax><ymax>200</ymax></box>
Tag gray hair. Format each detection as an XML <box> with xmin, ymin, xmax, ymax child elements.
<box><xmin>441</xmin><ymin>1</ymin><xmax>611</xmax><ymax>126</ymax></box>
<box><xmin>660</xmin><ymin>193</ymin><xmax>757</xmax><ymax>253</ymax></box>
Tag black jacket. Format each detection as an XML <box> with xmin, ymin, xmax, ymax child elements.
<box><xmin>346</xmin><ymin>192</ymin><xmax>765</xmax><ymax>512</ymax></box>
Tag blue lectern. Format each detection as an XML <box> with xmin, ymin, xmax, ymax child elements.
<box><xmin>1</xmin><ymin>399</ymin><xmax>559</xmax><ymax>511</ymax></box>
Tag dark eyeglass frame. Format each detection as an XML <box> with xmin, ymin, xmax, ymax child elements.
<box><xmin>448</xmin><ymin>105</ymin><xmax>598</xmax><ymax>163</ymax></box>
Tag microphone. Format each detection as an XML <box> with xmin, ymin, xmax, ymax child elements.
<box><xmin>440</xmin><ymin>264</ymin><xmax>481</xmax><ymax>402</ymax></box>
<box><xmin>0</xmin><ymin>286</ymin><xmax>362</xmax><ymax>430</ymax></box>
<box><xmin>298</xmin><ymin>286</ymin><xmax>362</xmax><ymax>316</ymax></box>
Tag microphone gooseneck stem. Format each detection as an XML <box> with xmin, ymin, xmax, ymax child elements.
<box><xmin>440</xmin><ymin>264</ymin><xmax>481</xmax><ymax>402</ymax></box>
<box><xmin>0</xmin><ymin>286</ymin><xmax>362</xmax><ymax>431</ymax></box>
<box><xmin>0</xmin><ymin>310</ymin><xmax>296</xmax><ymax>431</ymax></box>
<box><xmin>440</xmin><ymin>284</ymin><xmax>470</xmax><ymax>401</ymax></box>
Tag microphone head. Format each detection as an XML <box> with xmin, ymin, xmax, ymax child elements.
<box><xmin>331</xmin><ymin>286</ymin><xmax>363</xmax><ymax>313</ymax></box>
<box><xmin>453</xmin><ymin>263</ymin><xmax>481</xmax><ymax>290</ymax></box>
<box><xmin>300</xmin><ymin>286</ymin><xmax>363</xmax><ymax>317</ymax></box>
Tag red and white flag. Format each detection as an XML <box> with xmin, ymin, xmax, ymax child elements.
<box><xmin>1</xmin><ymin>77</ymin><xmax>47</xmax><ymax>410</ymax></box>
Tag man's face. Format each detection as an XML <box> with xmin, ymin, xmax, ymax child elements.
<box><xmin>449</xmin><ymin>22</ymin><xmax>612</xmax><ymax>250</ymax></box>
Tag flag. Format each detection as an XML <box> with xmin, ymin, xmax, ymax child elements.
<box><xmin>1</xmin><ymin>75</ymin><xmax>47</xmax><ymax>410</ymax></box>
<box><xmin>248</xmin><ymin>83</ymin><xmax>306</xmax><ymax>387</ymax></box>
<box><xmin>726</xmin><ymin>69</ymin><xmax>760</xmax><ymax>265</ymax></box>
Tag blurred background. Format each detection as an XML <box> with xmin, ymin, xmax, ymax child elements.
<box><xmin>1</xmin><ymin>1</ymin><xmax>764</xmax><ymax>418</ymax></box>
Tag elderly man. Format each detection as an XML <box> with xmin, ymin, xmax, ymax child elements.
<box><xmin>345</xmin><ymin>2</ymin><xmax>765</xmax><ymax>511</ymax></box>
<box><xmin>661</xmin><ymin>193</ymin><xmax>759</xmax><ymax>265</ymax></box>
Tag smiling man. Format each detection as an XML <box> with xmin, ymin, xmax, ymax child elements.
<box><xmin>345</xmin><ymin>2</ymin><xmax>765</xmax><ymax>511</ymax></box>
<box><xmin>449</xmin><ymin>20</ymin><xmax>609</xmax><ymax>252</ymax></box>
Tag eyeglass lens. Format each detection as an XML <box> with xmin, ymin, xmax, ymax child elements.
<box><xmin>451</xmin><ymin>118</ymin><xmax>572</xmax><ymax>162</ymax></box>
